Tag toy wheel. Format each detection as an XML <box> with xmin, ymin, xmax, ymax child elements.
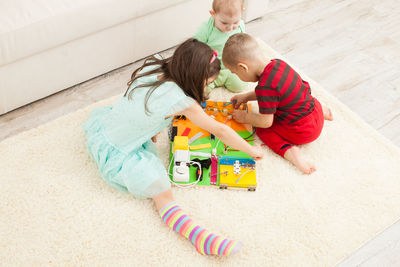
<box><xmin>219</xmin><ymin>184</ymin><xmax>228</xmax><ymax>190</ymax></box>
<box><xmin>248</xmin><ymin>185</ymin><xmax>256</xmax><ymax>192</ymax></box>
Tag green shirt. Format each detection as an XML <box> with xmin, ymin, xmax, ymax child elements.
<box><xmin>194</xmin><ymin>16</ymin><xmax>245</xmax><ymax>69</ymax></box>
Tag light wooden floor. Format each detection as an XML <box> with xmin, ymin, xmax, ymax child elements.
<box><xmin>247</xmin><ymin>0</ymin><xmax>400</xmax><ymax>148</ymax></box>
<box><xmin>1</xmin><ymin>0</ymin><xmax>399</xmax><ymax>265</ymax></box>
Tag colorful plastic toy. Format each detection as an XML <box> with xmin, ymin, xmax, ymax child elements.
<box><xmin>169</xmin><ymin>101</ymin><xmax>257</xmax><ymax>191</ymax></box>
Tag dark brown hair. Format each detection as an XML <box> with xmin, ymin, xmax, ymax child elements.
<box><xmin>124</xmin><ymin>38</ymin><xmax>220</xmax><ymax>114</ymax></box>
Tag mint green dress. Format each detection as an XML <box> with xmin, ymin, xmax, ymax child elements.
<box><xmin>194</xmin><ymin>17</ymin><xmax>247</xmax><ymax>92</ymax></box>
<box><xmin>83</xmin><ymin>65</ymin><xmax>195</xmax><ymax>199</ymax></box>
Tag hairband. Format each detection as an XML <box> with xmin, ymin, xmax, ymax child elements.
<box><xmin>210</xmin><ymin>50</ymin><xmax>218</xmax><ymax>64</ymax></box>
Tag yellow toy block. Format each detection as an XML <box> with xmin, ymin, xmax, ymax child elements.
<box><xmin>219</xmin><ymin>164</ymin><xmax>257</xmax><ymax>191</ymax></box>
<box><xmin>189</xmin><ymin>143</ymin><xmax>211</xmax><ymax>150</ymax></box>
<box><xmin>173</xmin><ymin>136</ymin><xmax>188</xmax><ymax>153</ymax></box>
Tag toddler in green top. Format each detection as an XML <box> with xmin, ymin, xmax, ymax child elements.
<box><xmin>194</xmin><ymin>0</ymin><xmax>248</xmax><ymax>93</ymax></box>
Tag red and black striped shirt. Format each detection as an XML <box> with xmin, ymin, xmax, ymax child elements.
<box><xmin>255</xmin><ymin>59</ymin><xmax>315</xmax><ymax>124</ymax></box>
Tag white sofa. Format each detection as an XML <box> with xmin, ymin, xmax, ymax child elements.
<box><xmin>0</xmin><ymin>0</ymin><xmax>268</xmax><ymax>115</ymax></box>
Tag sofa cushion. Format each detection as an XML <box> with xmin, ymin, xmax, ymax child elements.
<box><xmin>0</xmin><ymin>0</ymin><xmax>186</xmax><ymax>66</ymax></box>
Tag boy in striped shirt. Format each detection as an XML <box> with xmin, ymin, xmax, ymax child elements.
<box><xmin>222</xmin><ymin>33</ymin><xmax>333</xmax><ymax>174</ymax></box>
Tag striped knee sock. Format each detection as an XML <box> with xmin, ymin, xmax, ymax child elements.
<box><xmin>159</xmin><ymin>202</ymin><xmax>242</xmax><ymax>256</ymax></box>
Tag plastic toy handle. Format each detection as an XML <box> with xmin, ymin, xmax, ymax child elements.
<box><xmin>190</xmin><ymin>152</ymin><xmax>211</xmax><ymax>158</ymax></box>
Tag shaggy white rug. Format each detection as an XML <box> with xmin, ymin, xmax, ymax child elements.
<box><xmin>1</xmin><ymin>41</ymin><xmax>400</xmax><ymax>266</ymax></box>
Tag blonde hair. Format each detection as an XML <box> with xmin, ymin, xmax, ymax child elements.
<box><xmin>222</xmin><ymin>33</ymin><xmax>260</xmax><ymax>67</ymax></box>
<box><xmin>212</xmin><ymin>0</ymin><xmax>243</xmax><ymax>14</ymax></box>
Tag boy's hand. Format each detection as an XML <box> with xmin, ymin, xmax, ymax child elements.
<box><xmin>230</xmin><ymin>94</ymin><xmax>248</xmax><ymax>109</ymax></box>
<box><xmin>232</xmin><ymin>110</ymin><xmax>248</xmax><ymax>124</ymax></box>
<box><xmin>250</xmin><ymin>145</ymin><xmax>264</xmax><ymax>160</ymax></box>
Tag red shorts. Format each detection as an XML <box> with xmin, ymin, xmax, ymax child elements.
<box><xmin>256</xmin><ymin>98</ymin><xmax>324</xmax><ymax>157</ymax></box>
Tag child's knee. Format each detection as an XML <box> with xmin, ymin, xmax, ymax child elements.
<box><xmin>224</xmin><ymin>73</ymin><xmax>247</xmax><ymax>92</ymax></box>
<box><xmin>256</xmin><ymin>128</ymin><xmax>291</xmax><ymax>157</ymax></box>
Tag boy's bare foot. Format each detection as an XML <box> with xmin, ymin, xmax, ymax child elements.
<box><xmin>284</xmin><ymin>146</ymin><xmax>316</xmax><ymax>174</ymax></box>
<box><xmin>322</xmin><ymin>105</ymin><xmax>333</xmax><ymax>121</ymax></box>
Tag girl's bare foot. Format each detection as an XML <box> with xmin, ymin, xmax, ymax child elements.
<box><xmin>284</xmin><ymin>146</ymin><xmax>316</xmax><ymax>174</ymax></box>
<box><xmin>322</xmin><ymin>105</ymin><xmax>333</xmax><ymax>121</ymax></box>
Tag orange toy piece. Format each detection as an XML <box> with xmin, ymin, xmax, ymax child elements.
<box><xmin>173</xmin><ymin>101</ymin><xmax>252</xmax><ymax>140</ymax></box>
<box><xmin>205</xmin><ymin>101</ymin><xmax>251</xmax><ymax>132</ymax></box>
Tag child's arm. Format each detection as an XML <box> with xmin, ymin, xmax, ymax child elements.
<box><xmin>233</xmin><ymin>110</ymin><xmax>274</xmax><ymax>129</ymax></box>
<box><xmin>194</xmin><ymin>20</ymin><xmax>210</xmax><ymax>43</ymax></box>
<box><xmin>246</xmin><ymin>91</ymin><xmax>257</xmax><ymax>101</ymax></box>
<box><xmin>231</xmin><ymin>91</ymin><xmax>257</xmax><ymax>108</ymax></box>
<box><xmin>239</xmin><ymin>19</ymin><xmax>246</xmax><ymax>33</ymax></box>
<box><xmin>180</xmin><ymin>103</ymin><xmax>263</xmax><ymax>160</ymax></box>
